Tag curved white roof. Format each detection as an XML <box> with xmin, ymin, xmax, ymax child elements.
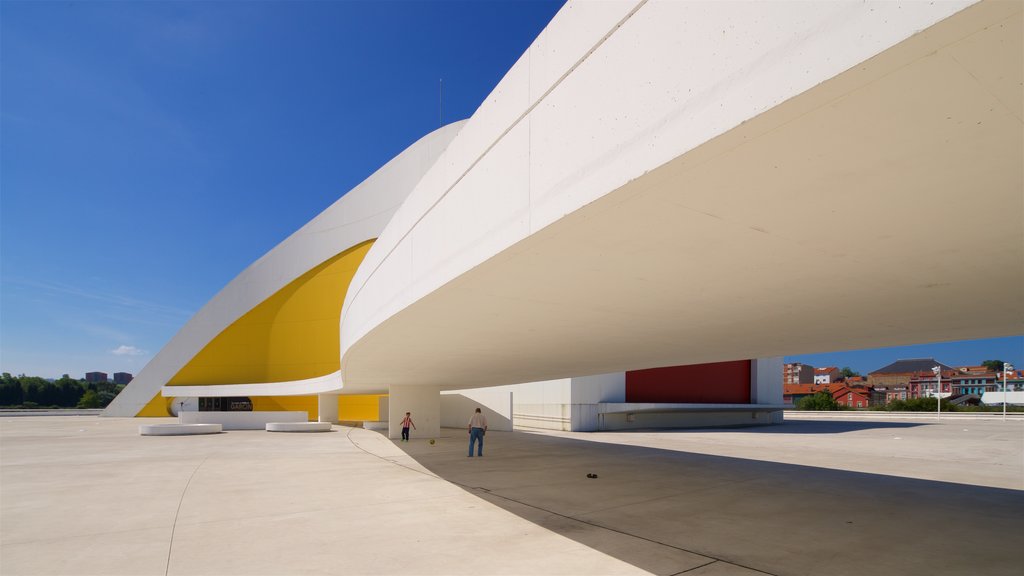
<box><xmin>339</xmin><ymin>0</ymin><xmax>1022</xmax><ymax>392</ymax></box>
<box><xmin>104</xmin><ymin>121</ymin><xmax>465</xmax><ymax>416</ymax></box>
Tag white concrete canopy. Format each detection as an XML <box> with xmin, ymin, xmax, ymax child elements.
<box><xmin>340</xmin><ymin>0</ymin><xmax>1023</xmax><ymax>393</ymax></box>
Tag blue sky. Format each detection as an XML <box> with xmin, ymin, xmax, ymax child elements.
<box><xmin>1</xmin><ymin>0</ymin><xmax>1020</xmax><ymax>380</ymax></box>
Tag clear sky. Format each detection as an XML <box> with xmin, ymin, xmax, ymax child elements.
<box><xmin>1</xmin><ymin>1</ymin><xmax>1020</xmax><ymax>380</ymax></box>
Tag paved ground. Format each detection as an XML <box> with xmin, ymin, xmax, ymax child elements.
<box><xmin>1</xmin><ymin>415</ymin><xmax>1021</xmax><ymax>576</ymax></box>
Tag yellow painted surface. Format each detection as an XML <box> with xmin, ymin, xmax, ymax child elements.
<box><xmin>137</xmin><ymin>394</ymin><xmax>382</xmax><ymax>421</ymax></box>
<box><xmin>339</xmin><ymin>394</ymin><xmax>384</xmax><ymax>421</ymax></box>
<box><xmin>252</xmin><ymin>396</ymin><xmax>318</xmax><ymax>421</ymax></box>
<box><xmin>167</xmin><ymin>240</ymin><xmax>373</xmax><ymax>386</ymax></box>
<box><xmin>135</xmin><ymin>392</ymin><xmax>171</xmax><ymax>417</ymax></box>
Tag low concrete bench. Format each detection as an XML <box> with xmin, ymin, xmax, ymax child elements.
<box><xmin>266</xmin><ymin>422</ymin><xmax>332</xmax><ymax>432</ymax></box>
<box><xmin>140</xmin><ymin>423</ymin><xmax>222</xmax><ymax>436</ymax></box>
<box><xmin>362</xmin><ymin>421</ymin><xmax>388</xmax><ymax>431</ymax></box>
<box><xmin>180</xmin><ymin>411</ymin><xmax>306</xmax><ymax>430</ymax></box>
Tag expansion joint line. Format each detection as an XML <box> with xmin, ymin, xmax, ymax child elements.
<box><xmin>344</xmin><ymin>426</ymin><xmax>441</xmax><ymax>480</ymax></box>
<box><xmin>344</xmin><ymin>426</ymin><xmax>776</xmax><ymax>576</ymax></box>
<box><xmin>341</xmin><ymin>0</ymin><xmax>650</xmax><ymax>331</ymax></box>
<box><xmin>164</xmin><ymin>457</ymin><xmax>208</xmax><ymax>576</ymax></box>
<box><xmin>477</xmin><ymin>488</ymin><xmax>777</xmax><ymax>576</ymax></box>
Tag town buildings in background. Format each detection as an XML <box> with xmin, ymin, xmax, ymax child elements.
<box><xmin>85</xmin><ymin>372</ymin><xmax>133</xmax><ymax>385</ymax></box>
<box><xmin>783</xmin><ymin>358</ymin><xmax>1023</xmax><ymax>408</ymax></box>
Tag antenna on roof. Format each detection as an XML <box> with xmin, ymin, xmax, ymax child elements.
<box><xmin>439</xmin><ymin>78</ymin><xmax>443</xmax><ymax>127</ymax></box>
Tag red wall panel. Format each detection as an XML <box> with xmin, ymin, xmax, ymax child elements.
<box><xmin>626</xmin><ymin>360</ymin><xmax>752</xmax><ymax>403</ymax></box>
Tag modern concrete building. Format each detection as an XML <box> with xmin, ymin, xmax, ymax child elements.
<box><xmin>105</xmin><ymin>0</ymin><xmax>1023</xmax><ymax>437</ymax></box>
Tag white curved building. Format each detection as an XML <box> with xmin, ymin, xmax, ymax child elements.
<box><xmin>104</xmin><ymin>121</ymin><xmax>467</xmax><ymax>421</ymax></box>
<box><xmin>108</xmin><ymin>0</ymin><xmax>1023</xmax><ymax>438</ymax></box>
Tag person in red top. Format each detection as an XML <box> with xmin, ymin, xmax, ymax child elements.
<box><xmin>400</xmin><ymin>412</ymin><xmax>416</xmax><ymax>442</ymax></box>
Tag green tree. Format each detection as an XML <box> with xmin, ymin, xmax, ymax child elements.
<box><xmin>54</xmin><ymin>374</ymin><xmax>85</xmax><ymax>407</ymax></box>
<box><xmin>77</xmin><ymin>390</ymin><xmax>102</xmax><ymax>409</ymax></box>
<box><xmin>96</xmin><ymin>391</ymin><xmax>117</xmax><ymax>407</ymax></box>
<box><xmin>796</xmin><ymin>391</ymin><xmax>842</xmax><ymax>410</ymax></box>
<box><xmin>840</xmin><ymin>367</ymin><xmax>861</xmax><ymax>378</ymax></box>
<box><xmin>0</xmin><ymin>373</ymin><xmax>23</xmax><ymax>406</ymax></box>
<box><xmin>982</xmin><ymin>360</ymin><xmax>1006</xmax><ymax>372</ymax></box>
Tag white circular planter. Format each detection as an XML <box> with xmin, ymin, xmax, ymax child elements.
<box><xmin>266</xmin><ymin>422</ymin><xmax>333</xmax><ymax>432</ymax></box>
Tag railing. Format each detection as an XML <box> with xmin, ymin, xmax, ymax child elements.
<box><xmin>786</xmin><ymin>410</ymin><xmax>1024</xmax><ymax>420</ymax></box>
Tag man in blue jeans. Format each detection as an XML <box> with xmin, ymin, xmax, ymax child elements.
<box><xmin>467</xmin><ymin>407</ymin><xmax>488</xmax><ymax>457</ymax></box>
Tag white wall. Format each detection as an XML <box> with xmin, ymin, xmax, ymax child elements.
<box><xmin>440</xmin><ymin>390</ymin><xmax>513</xmax><ymax>432</ymax></box>
<box><xmin>442</xmin><ymin>373</ymin><xmax>625</xmax><ymax>432</ymax></box>
<box><xmin>569</xmin><ymin>373</ymin><xmax>625</xmax><ymax>431</ymax></box>
<box><xmin>388</xmin><ymin>385</ymin><xmax>440</xmax><ymax>440</ymax></box>
<box><xmin>444</xmin><ymin>379</ymin><xmax>573</xmax><ymax>431</ymax></box>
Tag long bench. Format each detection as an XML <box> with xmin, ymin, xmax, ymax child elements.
<box><xmin>179</xmin><ymin>411</ymin><xmax>307</xmax><ymax>430</ymax></box>
<box><xmin>139</xmin><ymin>423</ymin><xmax>222</xmax><ymax>436</ymax></box>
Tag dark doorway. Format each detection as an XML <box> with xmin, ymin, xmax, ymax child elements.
<box><xmin>198</xmin><ymin>397</ymin><xmax>253</xmax><ymax>411</ymax></box>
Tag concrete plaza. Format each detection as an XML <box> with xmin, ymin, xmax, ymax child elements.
<box><xmin>1</xmin><ymin>414</ymin><xmax>1021</xmax><ymax>575</ymax></box>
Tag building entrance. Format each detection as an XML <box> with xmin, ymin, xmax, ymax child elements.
<box><xmin>198</xmin><ymin>397</ymin><xmax>253</xmax><ymax>411</ymax></box>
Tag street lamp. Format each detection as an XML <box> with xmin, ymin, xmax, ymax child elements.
<box><xmin>932</xmin><ymin>366</ymin><xmax>942</xmax><ymax>418</ymax></box>
<box><xmin>1003</xmin><ymin>362</ymin><xmax>1015</xmax><ymax>421</ymax></box>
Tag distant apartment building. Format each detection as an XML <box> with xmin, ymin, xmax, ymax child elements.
<box><xmin>906</xmin><ymin>369</ymin><xmax>957</xmax><ymax>398</ymax></box>
<box><xmin>868</xmin><ymin>358</ymin><xmax>953</xmax><ymax>402</ymax></box>
<box><xmin>950</xmin><ymin>367</ymin><xmax>998</xmax><ymax>396</ymax></box>
<box><xmin>784</xmin><ymin>363</ymin><xmax>815</xmax><ymax>385</ymax></box>
<box><xmin>85</xmin><ymin>372</ymin><xmax>108</xmax><ymax>383</ymax></box>
<box><xmin>113</xmin><ymin>372</ymin><xmax>133</xmax><ymax>385</ymax></box>
<box><xmin>814</xmin><ymin>366</ymin><xmax>841</xmax><ymax>384</ymax></box>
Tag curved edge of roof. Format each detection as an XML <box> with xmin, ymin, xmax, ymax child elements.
<box><xmin>161</xmin><ymin>371</ymin><xmax>343</xmax><ymax>398</ymax></box>
<box><xmin>103</xmin><ymin>120</ymin><xmax>467</xmax><ymax>417</ymax></box>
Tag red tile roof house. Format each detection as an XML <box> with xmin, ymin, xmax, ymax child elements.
<box><xmin>783</xmin><ymin>383</ymin><xmax>824</xmax><ymax>405</ymax></box>
<box><xmin>830</xmin><ymin>385</ymin><xmax>873</xmax><ymax>408</ymax></box>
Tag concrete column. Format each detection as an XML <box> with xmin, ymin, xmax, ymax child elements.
<box><xmin>388</xmin><ymin>385</ymin><xmax>441</xmax><ymax>440</ymax></box>
<box><xmin>317</xmin><ymin>394</ymin><xmax>339</xmax><ymax>423</ymax></box>
<box><xmin>751</xmin><ymin>357</ymin><xmax>784</xmax><ymax>424</ymax></box>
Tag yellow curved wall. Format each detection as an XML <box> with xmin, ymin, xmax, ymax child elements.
<box><xmin>168</xmin><ymin>240</ymin><xmax>373</xmax><ymax>386</ymax></box>
<box><xmin>138</xmin><ymin>240</ymin><xmax>382</xmax><ymax>418</ymax></box>
<box><xmin>136</xmin><ymin>392</ymin><xmax>384</xmax><ymax>420</ymax></box>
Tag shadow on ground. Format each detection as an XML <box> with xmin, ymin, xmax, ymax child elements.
<box><xmin>391</xmin><ymin>424</ymin><xmax>1022</xmax><ymax>576</ymax></box>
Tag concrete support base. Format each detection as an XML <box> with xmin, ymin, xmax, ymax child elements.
<box><xmin>388</xmin><ymin>385</ymin><xmax>441</xmax><ymax>440</ymax></box>
<box><xmin>317</xmin><ymin>393</ymin><xmax>339</xmax><ymax>423</ymax></box>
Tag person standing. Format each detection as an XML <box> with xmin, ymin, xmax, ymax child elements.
<box><xmin>400</xmin><ymin>411</ymin><xmax>416</xmax><ymax>442</ymax></box>
<box><xmin>467</xmin><ymin>407</ymin><xmax>488</xmax><ymax>457</ymax></box>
